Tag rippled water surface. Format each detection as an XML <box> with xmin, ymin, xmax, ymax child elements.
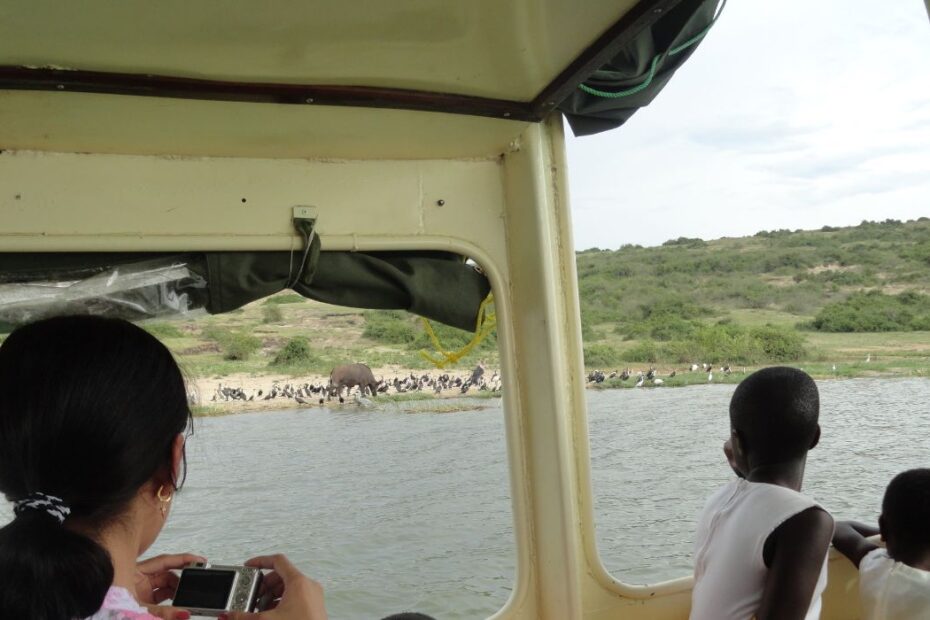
<box><xmin>588</xmin><ymin>378</ymin><xmax>930</xmax><ymax>582</ymax></box>
<box><xmin>2</xmin><ymin>379</ymin><xmax>929</xmax><ymax>619</ymax></box>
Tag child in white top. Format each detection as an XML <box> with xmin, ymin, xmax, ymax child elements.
<box><xmin>832</xmin><ymin>469</ymin><xmax>930</xmax><ymax>619</ymax></box>
<box><xmin>690</xmin><ymin>367</ymin><xmax>835</xmax><ymax>620</ymax></box>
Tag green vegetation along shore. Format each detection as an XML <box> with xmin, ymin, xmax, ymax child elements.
<box><xmin>129</xmin><ymin>218</ymin><xmax>930</xmax><ymax>414</ymax></box>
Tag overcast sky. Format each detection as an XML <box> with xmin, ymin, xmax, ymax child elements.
<box><xmin>565</xmin><ymin>1</ymin><xmax>930</xmax><ymax>249</ymax></box>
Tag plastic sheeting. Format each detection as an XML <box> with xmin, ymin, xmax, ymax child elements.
<box><xmin>0</xmin><ymin>249</ymin><xmax>490</xmax><ymax>332</ymax></box>
<box><xmin>558</xmin><ymin>0</ymin><xmax>723</xmax><ymax>136</ymax></box>
<box><xmin>0</xmin><ymin>258</ymin><xmax>207</xmax><ymax>331</ymax></box>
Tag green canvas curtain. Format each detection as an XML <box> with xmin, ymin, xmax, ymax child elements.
<box><xmin>0</xmin><ymin>248</ymin><xmax>490</xmax><ymax>332</ymax></box>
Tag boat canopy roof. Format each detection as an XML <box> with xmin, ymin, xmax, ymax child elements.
<box><xmin>0</xmin><ymin>0</ymin><xmax>722</xmax><ymax>158</ymax></box>
<box><xmin>0</xmin><ymin>0</ymin><xmax>722</xmax><ymax>329</ymax></box>
<box><xmin>3</xmin><ymin>0</ymin><xmax>640</xmax><ymax>102</ymax></box>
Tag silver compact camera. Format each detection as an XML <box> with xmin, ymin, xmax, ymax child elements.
<box><xmin>172</xmin><ymin>562</ymin><xmax>263</xmax><ymax>617</ymax></box>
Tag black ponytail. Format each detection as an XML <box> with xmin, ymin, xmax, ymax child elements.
<box><xmin>0</xmin><ymin>316</ymin><xmax>193</xmax><ymax>619</ymax></box>
<box><xmin>0</xmin><ymin>514</ymin><xmax>113</xmax><ymax>618</ymax></box>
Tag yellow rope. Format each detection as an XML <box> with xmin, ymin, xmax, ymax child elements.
<box><xmin>419</xmin><ymin>294</ymin><xmax>496</xmax><ymax>369</ymax></box>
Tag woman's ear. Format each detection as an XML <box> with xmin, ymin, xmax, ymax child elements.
<box><xmin>170</xmin><ymin>432</ymin><xmax>185</xmax><ymax>488</ymax></box>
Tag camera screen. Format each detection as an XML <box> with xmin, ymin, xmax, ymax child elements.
<box><xmin>172</xmin><ymin>569</ymin><xmax>236</xmax><ymax>609</ymax></box>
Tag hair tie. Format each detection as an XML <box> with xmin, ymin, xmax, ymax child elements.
<box><xmin>13</xmin><ymin>492</ymin><xmax>71</xmax><ymax>525</ymax></box>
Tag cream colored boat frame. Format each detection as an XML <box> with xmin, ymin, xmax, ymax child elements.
<box><xmin>0</xmin><ymin>116</ymin><xmax>862</xmax><ymax>619</ymax></box>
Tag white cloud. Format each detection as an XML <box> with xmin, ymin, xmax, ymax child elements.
<box><xmin>566</xmin><ymin>0</ymin><xmax>930</xmax><ymax>249</ymax></box>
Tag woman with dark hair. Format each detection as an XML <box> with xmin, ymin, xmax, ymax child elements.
<box><xmin>0</xmin><ymin>316</ymin><xmax>327</xmax><ymax>620</ymax></box>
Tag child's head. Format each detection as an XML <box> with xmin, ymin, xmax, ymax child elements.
<box><xmin>880</xmin><ymin>468</ymin><xmax>930</xmax><ymax>560</ymax></box>
<box><xmin>728</xmin><ymin>367</ymin><xmax>820</xmax><ymax>472</ymax></box>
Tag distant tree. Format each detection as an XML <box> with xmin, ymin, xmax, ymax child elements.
<box><xmin>662</xmin><ymin>237</ymin><xmax>707</xmax><ymax>248</ymax></box>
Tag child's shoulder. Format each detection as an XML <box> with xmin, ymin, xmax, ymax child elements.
<box><xmin>704</xmin><ymin>478</ymin><xmax>821</xmax><ymax>509</ymax></box>
<box><xmin>860</xmin><ymin>547</ymin><xmax>891</xmax><ymax>570</ymax></box>
<box><xmin>697</xmin><ymin>479</ymin><xmax>741</xmax><ymax>516</ymax></box>
<box><xmin>861</xmin><ymin>548</ymin><xmax>930</xmax><ymax>578</ymax></box>
<box><xmin>744</xmin><ymin>480</ymin><xmax>827</xmax><ymax>513</ymax></box>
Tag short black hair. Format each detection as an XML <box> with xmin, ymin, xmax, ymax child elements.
<box><xmin>882</xmin><ymin>468</ymin><xmax>930</xmax><ymax>551</ymax></box>
<box><xmin>729</xmin><ymin>366</ymin><xmax>819</xmax><ymax>463</ymax></box>
<box><xmin>381</xmin><ymin>614</ymin><xmax>437</xmax><ymax>620</ymax></box>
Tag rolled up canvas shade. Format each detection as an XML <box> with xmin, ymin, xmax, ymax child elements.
<box><xmin>558</xmin><ymin>0</ymin><xmax>723</xmax><ymax>136</ymax></box>
<box><xmin>0</xmin><ymin>248</ymin><xmax>490</xmax><ymax>333</ymax></box>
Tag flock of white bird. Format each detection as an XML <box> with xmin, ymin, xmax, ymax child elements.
<box><xmin>586</xmin><ymin>363</ymin><xmax>735</xmax><ymax>388</ymax></box>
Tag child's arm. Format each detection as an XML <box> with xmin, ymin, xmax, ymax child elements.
<box><xmin>832</xmin><ymin>520</ymin><xmax>880</xmax><ymax>568</ymax></box>
<box><xmin>756</xmin><ymin>506</ymin><xmax>834</xmax><ymax>620</ymax></box>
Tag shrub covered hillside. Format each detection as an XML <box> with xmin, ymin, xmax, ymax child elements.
<box><xmin>577</xmin><ymin>218</ymin><xmax>930</xmax><ymax>367</ymax></box>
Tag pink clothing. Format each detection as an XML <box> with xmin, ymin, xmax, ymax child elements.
<box><xmin>85</xmin><ymin>586</ymin><xmax>158</xmax><ymax>620</ymax></box>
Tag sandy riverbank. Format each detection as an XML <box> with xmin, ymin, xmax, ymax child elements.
<box><xmin>189</xmin><ymin>366</ymin><xmax>497</xmax><ymax>415</ymax></box>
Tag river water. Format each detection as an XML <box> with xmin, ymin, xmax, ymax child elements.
<box><xmin>2</xmin><ymin>378</ymin><xmax>929</xmax><ymax>619</ymax></box>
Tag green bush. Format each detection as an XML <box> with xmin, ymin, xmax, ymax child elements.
<box><xmin>821</xmin><ymin>270</ymin><xmax>871</xmax><ymax>287</ymax></box>
<box><xmin>811</xmin><ymin>290</ymin><xmax>930</xmax><ymax>332</ymax></box>
<box><xmin>748</xmin><ymin>325</ymin><xmax>806</xmax><ymax>361</ymax></box>
<box><xmin>728</xmin><ymin>281</ymin><xmax>776</xmax><ymax>309</ymax></box>
<box><xmin>622</xmin><ymin>316</ymin><xmax>699</xmax><ymax>341</ymax></box>
<box><xmin>646</xmin><ymin>317</ymin><xmax>696</xmax><ymax>341</ymax></box>
<box><xmin>203</xmin><ymin>326</ymin><xmax>262</xmax><ymax>361</ymax></box>
<box><xmin>681</xmin><ymin>323</ymin><xmax>752</xmax><ymax>363</ymax></box>
<box><xmin>363</xmin><ymin>311</ymin><xmax>418</xmax><ymax>345</ymax></box>
<box><xmin>222</xmin><ymin>333</ymin><xmax>262</xmax><ymax>361</ymax></box>
<box><xmin>620</xmin><ymin>323</ymin><xmax>805</xmax><ymax>365</ymax></box>
<box><xmin>614</xmin><ymin>295</ymin><xmax>709</xmax><ymax>339</ymax></box>
<box><xmin>662</xmin><ymin>237</ymin><xmax>707</xmax><ymax>248</ymax></box>
<box><xmin>621</xmin><ymin>341</ymin><xmax>659</xmax><ymax>363</ymax></box>
<box><xmin>639</xmin><ymin>296</ymin><xmax>709</xmax><ymax>320</ymax></box>
<box><xmin>262</xmin><ymin>304</ymin><xmax>284</xmax><ymax>324</ymax></box>
<box><xmin>584</xmin><ymin>343</ymin><xmax>624</xmax><ymax>367</ymax></box>
<box><xmin>271</xmin><ymin>337</ymin><xmax>320</xmax><ymax>367</ymax></box>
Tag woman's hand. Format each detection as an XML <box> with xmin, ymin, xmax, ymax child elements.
<box><xmin>135</xmin><ymin>552</ymin><xmax>207</xmax><ymax>619</ymax></box>
<box><xmin>221</xmin><ymin>554</ymin><xmax>327</xmax><ymax>620</ymax></box>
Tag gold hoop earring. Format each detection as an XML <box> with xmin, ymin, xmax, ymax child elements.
<box><xmin>156</xmin><ymin>484</ymin><xmax>173</xmax><ymax>518</ymax></box>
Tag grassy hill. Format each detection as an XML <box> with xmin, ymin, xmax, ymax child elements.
<box><xmin>576</xmin><ymin>218</ymin><xmax>930</xmax><ymax>373</ymax></box>
<box><xmin>135</xmin><ymin>217</ymin><xmax>930</xmax><ymax>384</ymax></box>
<box><xmin>578</xmin><ymin>218</ymin><xmax>930</xmax><ymax>325</ymax></box>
